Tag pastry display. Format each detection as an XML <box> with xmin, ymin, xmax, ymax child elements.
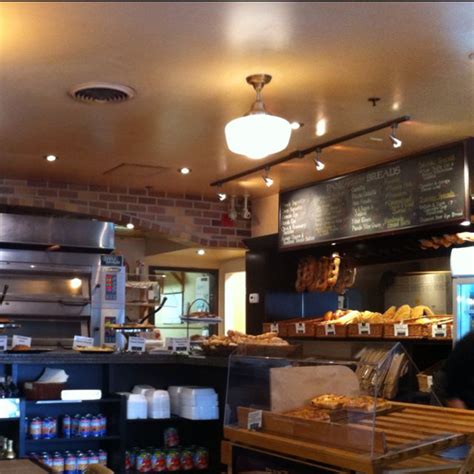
<box><xmin>283</xmin><ymin>406</ymin><xmax>330</xmax><ymax>422</ymax></box>
<box><xmin>11</xmin><ymin>344</ymin><xmax>30</xmax><ymax>352</ymax></box>
<box><xmin>311</xmin><ymin>394</ymin><xmax>349</xmax><ymax>410</ymax></box>
<box><xmin>311</xmin><ymin>394</ymin><xmax>391</xmax><ymax>413</ymax></box>
<box><xmin>203</xmin><ymin>330</ymin><xmax>289</xmax><ymax>349</ymax></box>
<box><xmin>295</xmin><ymin>254</ymin><xmax>356</xmax><ymax>294</ymax></box>
<box><xmin>74</xmin><ymin>345</ymin><xmax>114</xmax><ymax>353</ymax></box>
<box><xmin>106</xmin><ymin>322</ymin><xmax>154</xmax><ymax>329</ymax></box>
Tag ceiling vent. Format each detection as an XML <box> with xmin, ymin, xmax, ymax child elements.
<box><xmin>69</xmin><ymin>82</ymin><xmax>135</xmax><ymax>104</ymax></box>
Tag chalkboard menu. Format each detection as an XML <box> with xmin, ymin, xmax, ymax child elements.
<box><xmin>279</xmin><ymin>144</ymin><xmax>468</xmax><ymax>249</ymax></box>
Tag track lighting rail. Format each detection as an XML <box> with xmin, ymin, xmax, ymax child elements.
<box><xmin>210</xmin><ymin>115</ymin><xmax>410</xmax><ymax>187</ymax></box>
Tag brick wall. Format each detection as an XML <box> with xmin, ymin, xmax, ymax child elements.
<box><xmin>0</xmin><ymin>179</ymin><xmax>251</xmax><ymax>248</ymax></box>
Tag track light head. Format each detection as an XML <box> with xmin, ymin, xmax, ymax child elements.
<box><xmin>389</xmin><ymin>123</ymin><xmax>402</xmax><ymax>148</ymax></box>
<box><xmin>263</xmin><ymin>167</ymin><xmax>274</xmax><ymax>187</ymax></box>
<box><xmin>314</xmin><ymin>148</ymin><xmax>325</xmax><ymax>171</ymax></box>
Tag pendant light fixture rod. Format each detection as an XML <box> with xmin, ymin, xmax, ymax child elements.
<box><xmin>211</xmin><ymin>115</ymin><xmax>410</xmax><ymax>187</ymax></box>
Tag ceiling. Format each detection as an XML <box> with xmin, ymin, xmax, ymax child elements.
<box><xmin>0</xmin><ymin>2</ymin><xmax>473</xmax><ymax>199</ymax></box>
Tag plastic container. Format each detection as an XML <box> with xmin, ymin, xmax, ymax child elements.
<box><xmin>132</xmin><ymin>384</ymin><xmax>155</xmax><ymax>396</ymax></box>
<box><xmin>146</xmin><ymin>389</ymin><xmax>171</xmax><ymax>419</ymax></box>
<box><xmin>180</xmin><ymin>404</ymin><xmax>219</xmax><ymax>420</ymax></box>
<box><xmin>126</xmin><ymin>394</ymin><xmax>148</xmax><ymax>419</ymax></box>
<box><xmin>168</xmin><ymin>386</ymin><xmax>187</xmax><ymax>415</ymax></box>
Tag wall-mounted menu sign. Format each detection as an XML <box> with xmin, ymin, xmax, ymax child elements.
<box><xmin>279</xmin><ymin>144</ymin><xmax>468</xmax><ymax>249</ymax></box>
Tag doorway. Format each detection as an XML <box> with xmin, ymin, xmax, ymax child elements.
<box><xmin>224</xmin><ymin>271</ymin><xmax>246</xmax><ymax>333</ymax></box>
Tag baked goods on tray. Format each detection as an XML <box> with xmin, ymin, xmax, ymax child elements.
<box><xmin>283</xmin><ymin>406</ymin><xmax>330</xmax><ymax>422</ymax></box>
<box><xmin>311</xmin><ymin>393</ymin><xmax>391</xmax><ymax>413</ymax></box>
<box><xmin>11</xmin><ymin>344</ymin><xmax>30</xmax><ymax>352</ymax></box>
<box><xmin>311</xmin><ymin>394</ymin><xmax>349</xmax><ymax>410</ymax></box>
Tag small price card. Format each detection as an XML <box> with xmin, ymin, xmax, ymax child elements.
<box><xmin>12</xmin><ymin>335</ymin><xmax>31</xmax><ymax>347</ymax></box>
<box><xmin>270</xmin><ymin>323</ymin><xmax>279</xmax><ymax>333</ymax></box>
<box><xmin>247</xmin><ymin>410</ymin><xmax>263</xmax><ymax>431</ymax></box>
<box><xmin>358</xmin><ymin>323</ymin><xmax>371</xmax><ymax>335</ymax></box>
<box><xmin>325</xmin><ymin>324</ymin><xmax>336</xmax><ymax>336</ymax></box>
<box><xmin>394</xmin><ymin>324</ymin><xmax>409</xmax><ymax>337</ymax></box>
<box><xmin>0</xmin><ymin>336</ymin><xmax>7</xmax><ymax>352</ymax></box>
<box><xmin>432</xmin><ymin>324</ymin><xmax>447</xmax><ymax>338</ymax></box>
<box><xmin>128</xmin><ymin>336</ymin><xmax>146</xmax><ymax>352</ymax></box>
<box><xmin>295</xmin><ymin>323</ymin><xmax>306</xmax><ymax>335</ymax></box>
<box><xmin>73</xmin><ymin>336</ymin><xmax>94</xmax><ymax>350</ymax></box>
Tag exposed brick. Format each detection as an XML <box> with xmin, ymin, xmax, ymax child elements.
<box><xmin>110</xmin><ymin>212</ymin><xmax>122</xmax><ymax>221</ymax></box>
<box><xmin>185</xmin><ymin>193</ymin><xmax>202</xmax><ymax>201</ymax></box>
<box><xmin>90</xmin><ymin>201</ymin><xmax>108</xmax><ymax>209</ymax></box>
<box><xmin>119</xmin><ymin>195</ymin><xmax>137</xmax><ymax>203</ymax></box>
<box><xmin>147</xmin><ymin>206</ymin><xmax>166</xmax><ymax>214</ymax></box>
<box><xmin>128</xmin><ymin>204</ymin><xmax>147</xmax><ymax>212</ymax></box>
<box><xmin>68</xmin><ymin>183</ymin><xmax>88</xmax><ymax>191</ymax></box>
<box><xmin>129</xmin><ymin>188</ymin><xmax>146</xmax><ymax>196</ymax></box>
<box><xmin>48</xmin><ymin>182</ymin><xmax>67</xmax><ymax>189</ymax></box>
<box><xmin>221</xmin><ymin>228</ymin><xmax>235</xmax><ymax>235</ymax></box>
<box><xmin>157</xmin><ymin>199</ymin><xmax>174</xmax><ymax>206</ymax></box>
<box><xmin>194</xmin><ymin>202</ymin><xmax>211</xmax><ymax>210</ymax></box>
<box><xmin>236</xmin><ymin>229</ymin><xmax>251</xmax><ymax>237</ymax></box>
<box><xmin>27</xmin><ymin>180</ymin><xmax>47</xmax><ymax>187</ymax></box>
<box><xmin>202</xmin><ymin>211</ymin><xmax>221</xmax><ymax>219</ymax></box>
<box><xmin>194</xmin><ymin>218</ymin><xmax>210</xmax><ymax>226</ymax></box>
<box><xmin>148</xmin><ymin>190</ymin><xmax>166</xmax><ymax>197</ymax></box>
<box><xmin>202</xmin><ymin>227</ymin><xmax>215</xmax><ymax>234</ymax></box>
<box><xmin>0</xmin><ymin>187</ymin><xmax>14</xmax><ymax>194</ymax></box>
<box><xmin>100</xmin><ymin>194</ymin><xmax>118</xmax><ymax>202</ymax></box>
<box><xmin>210</xmin><ymin>203</ymin><xmax>227</xmax><ymax>211</ymax></box>
<box><xmin>108</xmin><ymin>186</ymin><xmax>127</xmax><ymax>194</ymax></box>
<box><xmin>175</xmin><ymin>200</ymin><xmax>190</xmax><ymax>208</ymax></box>
<box><xmin>37</xmin><ymin>189</ymin><xmax>58</xmax><ymax>197</ymax></box>
<box><xmin>184</xmin><ymin>209</ymin><xmax>201</xmax><ymax>217</ymax></box>
<box><xmin>167</xmin><ymin>192</ymin><xmax>184</xmax><ymax>199</ymax></box>
<box><xmin>89</xmin><ymin>184</ymin><xmax>108</xmax><ymax>192</ymax></box>
<box><xmin>158</xmin><ymin>216</ymin><xmax>176</xmax><ymax>223</ymax></box>
<box><xmin>211</xmin><ymin>220</ymin><xmax>221</xmax><ymax>227</ymax></box>
<box><xmin>59</xmin><ymin>191</ymin><xmax>78</xmax><ymax>199</ymax></box>
<box><xmin>138</xmin><ymin>197</ymin><xmax>156</xmax><ymax>205</ymax></box>
<box><xmin>109</xmin><ymin>203</ymin><xmax>126</xmax><ymax>211</ymax></box>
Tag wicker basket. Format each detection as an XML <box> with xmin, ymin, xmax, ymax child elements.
<box><xmin>315</xmin><ymin>323</ymin><xmax>348</xmax><ymax>338</ymax></box>
<box><xmin>347</xmin><ymin>323</ymin><xmax>384</xmax><ymax>338</ymax></box>
<box><xmin>24</xmin><ymin>382</ymin><xmax>66</xmax><ymax>400</ymax></box>
<box><xmin>383</xmin><ymin>323</ymin><xmax>425</xmax><ymax>339</ymax></box>
<box><xmin>426</xmin><ymin>322</ymin><xmax>453</xmax><ymax>340</ymax></box>
<box><xmin>286</xmin><ymin>318</ymin><xmax>322</xmax><ymax>337</ymax></box>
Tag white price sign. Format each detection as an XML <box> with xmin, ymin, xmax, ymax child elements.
<box><xmin>12</xmin><ymin>335</ymin><xmax>31</xmax><ymax>348</ymax></box>
<box><xmin>128</xmin><ymin>336</ymin><xmax>146</xmax><ymax>352</ymax></box>
<box><xmin>325</xmin><ymin>324</ymin><xmax>336</xmax><ymax>336</ymax></box>
<box><xmin>0</xmin><ymin>336</ymin><xmax>7</xmax><ymax>352</ymax></box>
<box><xmin>73</xmin><ymin>336</ymin><xmax>94</xmax><ymax>350</ymax></box>
<box><xmin>358</xmin><ymin>323</ymin><xmax>371</xmax><ymax>335</ymax></box>
<box><xmin>166</xmin><ymin>337</ymin><xmax>190</xmax><ymax>352</ymax></box>
<box><xmin>270</xmin><ymin>323</ymin><xmax>279</xmax><ymax>333</ymax></box>
<box><xmin>432</xmin><ymin>324</ymin><xmax>447</xmax><ymax>338</ymax></box>
<box><xmin>394</xmin><ymin>324</ymin><xmax>409</xmax><ymax>337</ymax></box>
<box><xmin>295</xmin><ymin>323</ymin><xmax>306</xmax><ymax>335</ymax></box>
<box><xmin>247</xmin><ymin>410</ymin><xmax>263</xmax><ymax>431</ymax></box>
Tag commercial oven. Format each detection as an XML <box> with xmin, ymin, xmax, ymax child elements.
<box><xmin>0</xmin><ymin>213</ymin><xmax>125</xmax><ymax>348</ymax></box>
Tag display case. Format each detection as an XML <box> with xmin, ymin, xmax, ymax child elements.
<box><xmin>223</xmin><ymin>343</ymin><xmax>474</xmax><ymax>473</ymax></box>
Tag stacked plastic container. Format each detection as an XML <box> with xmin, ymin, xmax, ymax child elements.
<box><xmin>124</xmin><ymin>385</ymin><xmax>171</xmax><ymax>420</ymax></box>
<box><xmin>168</xmin><ymin>386</ymin><xmax>219</xmax><ymax>420</ymax></box>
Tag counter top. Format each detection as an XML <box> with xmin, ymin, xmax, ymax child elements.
<box><xmin>0</xmin><ymin>351</ymin><xmax>229</xmax><ymax>367</ymax></box>
<box><xmin>0</xmin><ymin>460</ymin><xmax>48</xmax><ymax>473</ymax></box>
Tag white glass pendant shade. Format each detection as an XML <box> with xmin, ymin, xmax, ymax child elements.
<box><xmin>225</xmin><ymin>113</ymin><xmax>292</xmax><ymax>160</ymax></box>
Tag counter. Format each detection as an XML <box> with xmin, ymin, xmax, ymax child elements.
<box><xmin>0</xmin><ymin>459</ymin><xmax>48</xmax><ymax>473</ymax></box>
<box><xmin>0</xmin><ymin>351</ymin><xmax>229</xmax><ymax>367</ymax></box>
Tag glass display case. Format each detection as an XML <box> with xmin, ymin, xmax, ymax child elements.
<box><xmin>223</xmin><ymin>343</ymin><xmax>474</xmax><ymax>473</ymax></box>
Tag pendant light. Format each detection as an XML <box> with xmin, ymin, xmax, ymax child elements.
<box><xmin>225</xmin><ymin>74</ymin><xmax>292</xmax><ymax>160</ymax></box>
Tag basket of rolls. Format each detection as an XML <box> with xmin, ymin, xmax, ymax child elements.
<box><xmin>383</xmin><ymin>305</ymin><xmax>452</xmax><ymax>339</ymax></box>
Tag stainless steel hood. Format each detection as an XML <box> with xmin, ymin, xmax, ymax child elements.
<box><xmin>0</xmin><ymin>213</ymin><xmax>114</xmax><ymax>251</ymax></box>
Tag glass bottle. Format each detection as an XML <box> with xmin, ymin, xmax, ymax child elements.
<box><xmin>5</xmin><ymin>439</ymin><xmax>15</xmax><ymax>460</ymax></box>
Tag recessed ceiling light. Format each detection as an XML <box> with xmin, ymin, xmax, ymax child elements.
<box><xmin>30</xmin><ymin>265</ymin><xmax>36</xmax><ymax>268</ymax></box>
<box><xmin>290</xmin><ymin>122</ymin><xmax>303</xmax><ymax>130</ymax></box>
<box><xmin>126</xmin><ymin>222</ymin><xmax>135</xmax><ymax>230</ymax></box>
<box><xmin>461</xmin><ymin>220</ymin><xmax>471</xmax><ymax>227</ymax></box>
<box><xmin>392</xmin><ymin>102</ymin><xmax>400</xmax><ymax>111</ymax></box>
<box><xmin>315</xmin><ymin>119</ymin><xmax>327</xmax><ymax>137</ymax></box>
<box><xmin>369</xmin><ymin>137</ymin><xmax>383</xmax><ymax>142</ymax></box>
<box><xmin>331</xmin><ymin>242</ymin><xmax>336</xmax><ymax>246</ymax></box>
<box><xmin>44</xmin><ymin>154</ymin><xmax>57</xmax><ymax>162</ymax></box>
<box><xmin>196</xmin><ymin>249</ymin><xmax>206</xmax><ymax>256</ymax></box>
<box><xmin>178</xmin><ymin>167</ymin><xmax>191</xmax><ymax>175</ymax></box>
